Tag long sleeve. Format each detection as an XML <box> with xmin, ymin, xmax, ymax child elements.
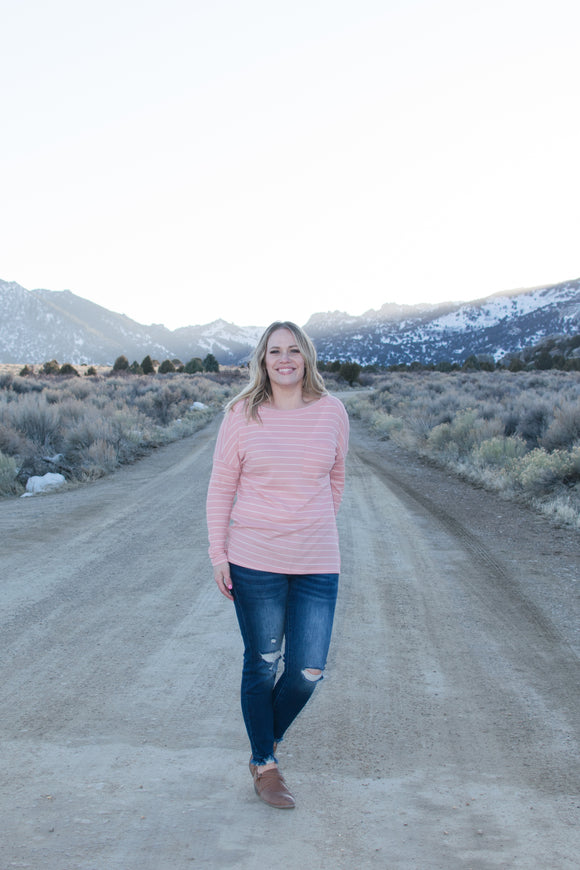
<box><xmin>206</xmin><ymin>410</ymin><xmax>242</xmax><ymax>566</ymax></box>
<box><xmin>330</xmin><ymin>403</ymin><xmax>349</xmax><ymax>514</ymax></box>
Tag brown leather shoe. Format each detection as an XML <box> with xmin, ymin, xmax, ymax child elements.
<box><xmin>252</xmin><ymin>766</ymin><xmax>295</xmax><ymax>809</ymax></box>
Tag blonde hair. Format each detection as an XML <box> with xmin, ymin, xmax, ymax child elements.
<box><xmin>227</xmin><ymin>321</ymin><xmax>327</xmax><ymax>420</ymax></box>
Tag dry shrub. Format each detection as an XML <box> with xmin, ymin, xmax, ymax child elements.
<box><xmin>3</xmin><ymin>393</ymin><xmax>62</xmax><ymax>451</ymax></box>
<box><xmin>513</xmin><ymin>447</ymin><xmax>580</xmax><ymax>495</ymax></box>
<box><xmin>65</xmin><ymin>378</ymin><xmax>94</xmax><ymax>400</ymax></box>
<box><xmin>345</xmin><ymin>370</ymin><xmax>580</xmax><ymax>527</ymax></box>
<box><xmin>472</xmin><ymin>436</ymin><xmax>527</xmax><ymax>468</ymax></box>
<box><xmin>369</xmin><ymin>411</ymin><xmax>404</xmax><ymax>441</ymax></box>
<box><xmin>0</xmin><ymin>420</ymin><xmax>30</xmax><ymax>456</ymax></box>
<box><xmin>402</xmin><ymin>403</ymin><xmax>448</xmax><ymax>439</ymax></box>
<box><xmin>427</xmin><ymin>410</ymin><xmax>485</xmax><ymax>457</ymax></box>
<box><xmin>83</xmin><ymin>440</ymin><xmax>119</xmax><ymax>477</ymax></box>
<box><xmin>0</xmin><ymin>372</ymin><xmax>235</xmax><ymax>495</ymax></box>
<box><xmin>540</xmin><ymin>402</ymin><xmax>580</xmax><ymax>451</ymax></box>
<box><xmin>65</xmin><ymin>413</ymin><xmax>117</xmax><ymax>458</ymax></box>
<box><xmin>0</xmin><ymin>451</ymin><xmax>22</xmax><ymax>496</ymax></box>
<box><xmin>536</xmin><ymin>494</ymin><xmax>580</xmax><ymax>530</ymax></box>
<box><xmin>11</xmin><ymin>376</ymin><xmax>44</xmax><ymax>394</ymax></box>
<box><xmin>516</xmin><ymin>403</ymin><xmax>552</xmax><ymax>446</ymax></box>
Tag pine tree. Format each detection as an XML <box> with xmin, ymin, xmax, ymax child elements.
<box><xmin>203</xmin><ymin>353</ymin><xmax>219</xmax><ymax>373</ymax></box>
<box><xmin>113</xmin><ymin>355</ymin><xmax>130</xmax><ymax>372</ymax></box>
<box><xmin>339</xmin><ymin>361</ymin><xmax>361</xmax><ymax>386</ymax></box>
<box><xmin>141</xmin><ymin>355</ymin><xmax>155</xmax><ymax>375</ymax></box>
<box><xmin>185</xmin><ymin>357</ymin><xmax>203</xmax><ymax>373</ymax></box>
<box><xmin>59</xmin><ymin>363</ymin><xmax>80</xmax><ymax>376</ymax></box>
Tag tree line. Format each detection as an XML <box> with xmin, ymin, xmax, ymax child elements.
<box><xmin>18</xmin><ymin>332</ymin><xmax>580</xmax><ymax>380</ymax></box>
<box><xmin>112</xmin><ymin>353</ymin><xmax>220</xmax><ymax>375</ymax></box>
<box><xmin>18</xmin><ymin>353</ymin><xmax>221</xmax><ymax>378</ymax></box>
<box><xmin>317</xmin><ymin>332</ymin><xmax>580</xmax><ymax>379</ymax></box>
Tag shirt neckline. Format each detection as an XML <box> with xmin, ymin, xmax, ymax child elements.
<box><xmin>261</xmin><ymin>394</ymin><xmax>329</xmax><ymax>413</ymax></box>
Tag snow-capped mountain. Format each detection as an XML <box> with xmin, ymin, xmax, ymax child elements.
<box><xmin>305</xmin><ymin>278</ymin><xmax>580</xmax><ymax>366</ymax></box>
<box><xmin>0</xmin><ymin>281</ymin><xmax>262</xmax><ymax>365</ymax></box>
<box><xmin>171</xmin><ymin>319</ymin><xmax>265</xmax><ymax>364</ymax></box>
<box><xmin>0</xmin><ymin>277</ymin><xmax>578</xmax><ymax>366</ymax></box>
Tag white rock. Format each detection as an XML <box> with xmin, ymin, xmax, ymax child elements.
<box><xmin>23</xmin><ymin>472</ymin><xmax>66</xmax><ymax>496</ymax></box>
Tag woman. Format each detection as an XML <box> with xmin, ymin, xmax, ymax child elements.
<box><xmin>206</xmin><ymin>321</ymin><xmax>349</xmax><ymax>809</ymax></box>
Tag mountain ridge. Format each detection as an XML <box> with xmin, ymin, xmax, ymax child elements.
<box><xmin>0</xmin><ymin>276</ymin><xmax>579</xmax><ymax>366</ymax></box>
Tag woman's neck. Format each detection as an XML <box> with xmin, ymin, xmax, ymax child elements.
<box><xmin>268</xmin><ymin>383</ymin><xmax>311</xmax><ymax>410</ymax></box>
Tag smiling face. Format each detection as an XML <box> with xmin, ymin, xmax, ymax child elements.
<box><xmin>264</xmin><ymin>327</ymin><xmax>305</xmax><ymax>391</ymax></box>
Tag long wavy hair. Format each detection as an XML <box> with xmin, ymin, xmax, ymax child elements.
<box><xmin>227</xmin><ymin>321</ymin><xmax>327</xmax><ymax>420</ymax></box>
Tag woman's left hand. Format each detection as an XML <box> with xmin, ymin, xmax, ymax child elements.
<box><xmin>213</xmin><ymin>562</ymin><xmax>234</xmax><ymax>601</ymax></box>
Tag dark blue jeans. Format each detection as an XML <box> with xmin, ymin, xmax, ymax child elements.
<box><xmin>229</xmin><ymin>563</ymin><xmax>339</xmax><ymax>767</ymax></box>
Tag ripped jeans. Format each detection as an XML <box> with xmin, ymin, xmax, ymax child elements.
<box><xmin>229</xmin><ymin>563</ymin><xmax>339</xmax><ymax>767</ymax></box>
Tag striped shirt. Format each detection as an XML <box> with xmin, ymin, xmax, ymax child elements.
<box><xmin>206</xmin><ymin>393</ymin><xmax>349</xmax><ymax>573</ymax></box>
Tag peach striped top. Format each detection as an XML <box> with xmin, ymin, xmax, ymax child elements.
<box><xmin>206</xmin><ymin>393</ymin><xmax>349</xmax><ymax>573</ymax></box>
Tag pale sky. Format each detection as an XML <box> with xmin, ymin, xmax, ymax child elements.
<box><xmin>2</xmin><ymin>0</ymin><xmax>579</xmax><ymax>329</ymax></box>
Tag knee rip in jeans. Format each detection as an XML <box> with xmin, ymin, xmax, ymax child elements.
<box><xmin>303</xmin><ymin>668</ymin><xmax>323</xmax><ymax>683</ymax></box>
<box><xmin>260</xmin><ymin>649</ymin><xmax>282</xmax><ymax>670</ymax></box>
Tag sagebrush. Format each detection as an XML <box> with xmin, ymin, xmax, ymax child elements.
<box><xmin>345</xmin><ymin>370</ymin><xmax>580</xmax><ymax>529</ymax></box>
<box><xmin>0</xmin><ymin>371</ymin><xmax>246</xmax><ymax>496</ymax></box>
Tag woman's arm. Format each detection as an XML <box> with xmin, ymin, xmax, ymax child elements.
<box><xmin>330</xmin><ymin>402</ymin><xmax>350</xmax><ymax>514</ymax></box>
<box><xmin>206</xmin><ymin>410</ymin><xmax>242</xmax><ymax>593</ymax></box>
<box><xmin>206</xmin><ymin>457</ymin><xmax>239</xmax><ymax>565</ymax></box>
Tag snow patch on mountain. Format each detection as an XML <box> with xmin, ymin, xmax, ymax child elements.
<box><xmin>1</xmin><ymin>276</ymin><xmax>578</xmax><ymax>367</ymax></box>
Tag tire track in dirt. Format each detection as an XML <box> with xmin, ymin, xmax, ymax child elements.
<box><xmin>352</xmin><ymin>441</ymin><xmax>566</xmax><ymax>642</ymax></box>
<box><xmin>0</xmin><ymin>414</ymin><xmax>578</xmax><ymax>869</ymax></box>
<box><xmin>346</xmin><ymin>437</ymin><xmax>579</xmax><ymax>782</ymax></box>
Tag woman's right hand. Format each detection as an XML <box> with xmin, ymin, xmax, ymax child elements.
<box><xmin>213</xmin><ymin>562</ymin><xmax>234</xmax><ymax>601</ymax></box>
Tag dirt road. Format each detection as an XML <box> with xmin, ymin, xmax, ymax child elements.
<box><xmin>1</xmin><ymin>413</ymin><xmax>578</xmax><ymax>869</ymax></box>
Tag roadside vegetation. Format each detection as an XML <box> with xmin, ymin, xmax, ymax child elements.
<box><xmin>344</xmin><ymin>369</ymin><xmax>580</xmax><ymax>529</ymax></box>
<box><xmin>0</xmin><ymin>367</ymin><xmax>245</xmax><ymax>496</ymax></box>
<box><xmin>2</xmin><ymin>339</ymin><xmax>579</xmax><ymax>529</ymax></box>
